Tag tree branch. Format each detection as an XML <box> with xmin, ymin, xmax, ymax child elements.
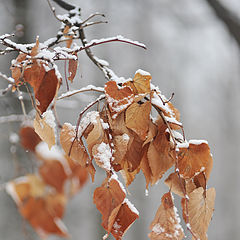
<box><xmin>52</xmin><ymin>0</ymin><xmax>75</xmax><ymax>11</ymax></box>
<box><xmin>205</xmin><ymin>0</ymin><xmax>240</xmax><ymax>48</ymax></box>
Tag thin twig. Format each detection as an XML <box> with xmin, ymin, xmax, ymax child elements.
<box><xmin>58</xmin><ymin>86</ymin><xmax>104</xmax><ymax>100</ymax></box>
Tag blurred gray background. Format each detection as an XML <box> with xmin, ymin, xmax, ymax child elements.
<box><xmin>0</xmin><ymin>0</ymin><xmax>240</xmax><ymax>239</ymax></box>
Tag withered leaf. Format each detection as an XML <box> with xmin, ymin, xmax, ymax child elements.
<box><xmin>124</xmin><ymin>70</ymin><xmax>151</xmax><ymax>95</ymax></box>
<box><xmin>39</xmin><ymin>160</ymin><xmax>68</xmax><ymax>193</ymax></box>
<box><xmin>125</xmin><ymin>101</ymin><xmax>151</xmax><ymax>140</ymax></box>
<box><xmin>60</xmin><ymin>123</ymin><xmax>89</xmax><ymax>166</ymax></box>
<box><xmin>33</xmin><ymin>111</ymin><xmax>56</xmax><ymax>149</ymax></box>
<box><xmin>19</xmin><ymin>126</ymin><xmax>42</xmax><ymax>152</ymax></box>
<box><xmin>68</xmin><ymin>53</ymin><xmax>78</xmax><ymax>82</ymax></box>
<box><xmin>6</xmin><ymin>175</ymin><xmax>68</xmax><ymax>238</ymax></box>
<box><xmin>182</xmin><ymin>187</ymin><xmax>216</xmax><ymax>240</ymax></box>
<box><xmin>108</xmin><ymin>199</ymin><xmax>139</xmax><ymax>240</ymax></box>
<box><xmin>177</xmin><ymin>141</ymin><xmax>213</xmax><ymax>180</ymax></box>
<box><xmin>105</xmin><ymin>81</ymin><xmax>134</xmax><ymax>117</ymax></box>
<box><xmin>93</xmin><ymin>177</ymin><xmax>126</xmax><ymax>231</ymax></box>
<box><xmin>147</xmin><ymin>131</ymin><xmax>174</xmax><ymax>184</ymax></box>
<box><xmin>149</xmin><ymin>192</ymin><xmax>184</xmax><ymax>240</ymax></box>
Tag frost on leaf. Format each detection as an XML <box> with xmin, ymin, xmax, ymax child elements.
<box><xmin>6</xmin><ymin>175</ymin><xmax>68</xmax><ymax>238</ymax></box>
<box><xmin>149</xmin><ymin>192</ymin><xmax>184</xmax><ymax>240</ymax></box>
<box><xmin>33</xmin><ymin>111</ymin><xmax>56</xmax><ymax>149</ymax></box>
<box><xmin>125</xmin><ymin>101</ymin><xmax>151</xmax><ymax>140</ymax></box>
<box><xmin>60</xmin><ymin>123</ymin><xmax>89</xmax><ymax>167</ymax></box>
<box><xmin>182</xmin><ymin>187</ymin><xmax>216</xmax><ymax>240</ymax></box>
<box><xmin>105</xmin><ymin>81</ymin><xmax>134</xmax><ymax>118</ymax></box>
<box><xmin>177</xmin><ymin>141</ymin><xmax>213</xmax><ymax>180</ymax></box>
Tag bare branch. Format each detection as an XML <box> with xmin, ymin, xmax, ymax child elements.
<box><xmin>205</xmin><ymin>0</ymin><xmax>240</xmax><ymax>48</ymax></box>
<box><xmin>52</xmin><ymin>0</ymin><xmax>75</xmax><ymax>11</ymax></box>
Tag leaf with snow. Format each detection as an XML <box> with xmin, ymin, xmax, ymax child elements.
<box><xmin>149</xmin><ymin>192</ymin><xmax>184</xmax><ymax>240</ymax></box>
<box><xmin>92</xmin><ymin>142</ymin><xmax>112</xmax><ymax>171</ymax></box>
<box><xmin>68</xmin><ymin>52</ymin><xmax>78</xmax><ymax>82</ymax></box>
<box><xmin>108</xmin><ymin>198</ymin><xmax>139</xmax><ymax>240</ymax></box>
<box><xmin>177</xmin><ymin>141</ymin><xmax>213</xmax><ymax>180</ymax></box>
<box><xmin>105</xmin><ymin>81</ymin><xmax>134</xmax><ymax>118</ymax></box>
<box><xmin>124</xmin><ymin>69</ymin><xmax>151</xmax><ymax>96</ymax></box>
<box><xmin>93</xmin><ymin>177</ymin><xmax>126</xmax><ymax>232</ymax></box>
<box><xmin>33</xmin><ymin>111</ymin><xmax>56</xmax><ymax>149</ymax></box>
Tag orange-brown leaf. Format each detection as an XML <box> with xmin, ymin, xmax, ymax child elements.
<box><xmin>68</xmin><ymin>53</ymin><xmax>78</xmax><ymax>82</ymax></box>
<box><xmin>178</xmin><ymin>141</ymin><xmax>213</xmax><ymax>179</ymax></box>
<box><xmin>105</xmin><ymin>81</ymin><xmax>134</xmax><ymax>117</ymax></box>
<box><xmin>93</xmin><ymin>177</ymin><xmax>126</xmax><ymax>231</ymax></box>
<box><xmin>108</xmin><ymin>199</ymin><xmax>139</xmax><ymax>240</ymax></box>
<box><xmin>149</xmin><ymin>192</ymin><xmax>184</xmax><ymax>240</ymax></box>
<box><xmin>147</xmin><ymin>132</ymin><xmax>174</xmax><ymax>184</ymax></box>
<box><xmin>19</xmin><ymin>126</ymin><xmax>42</xmax><ymax>152</ymax></box>
<box><xmin>39</xmin><ymin>160</ymin><xmax>68</xmax><ymax>193</ymax></box>
<box><xmin>125</xmin><ymin>101</ymin><xmax>151</xmax><ymax>140</ymax></box>
<box><xmin>182</xmin><ymin>187</ymin><xmax>216</xmax><ymax>240</ymax></box>
<box><xmin>60</xmin><ymin>123</ymin><xmax>89</xmax><ymax>166</ymax></box>
<box><xmin>33</xmin><ymin>112</ymin><xmax>56</xmax><ymax>149</ymax></box>
<box><xmin>124</xmin><ymin>70</ymin><xmax>151</xmax><ymax>95</ymax></box>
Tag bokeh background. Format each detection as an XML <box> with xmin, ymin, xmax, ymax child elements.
<box><xmin>0</xmin><ymin>0</ymin><xmax>240</xmax><ymax>239</ymax></box>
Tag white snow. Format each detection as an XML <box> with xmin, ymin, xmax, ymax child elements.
<box><xmin>110</xmin><ymin>173</ymin><xmax>127</xmax><ymax>195</ymax></box>
<box><xmin>152</xmin><ymin>223</ymin><xmax>164</xmax><ymax>234</ymax></box>
<box><xmin>58</xmin><ymin>85</ymin><xmax>104</xmax><ymax>100</ymax></box>
<box><xmin>123</xmin><ymin>198</ymin><xmax>139</xmax><ymax>215</ymax></box>
<box><xmin>189</xmin><ymin>139</ymin><xmax>208</xmax><ymax>145</ymax></box>
<box><xmin>95</xmin><ymin>142</ymin><xmax>112</xmax><ymax>171</ymax></box>
<box><xmin>36</xmin><ymin>142</ymin><xmax>72</xmax><ymax>175</ymax></box>
<box><xmin>9</xmin><ymin>132</ymin><xmax>19</xmax><ymax>144</ymax></box>
<box><xmin>42</xmin><ymin>110</ymin><xmax>56</xmax><ymax>129</ymax></box>
<box><xmin>135</xmin><ymin>69</ymin><xmax>151</xmax><ymax>76</ymax></box>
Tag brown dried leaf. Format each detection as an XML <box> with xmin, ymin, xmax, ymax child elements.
<box><xmin>164</xmin><ymin>173</ymin><xmax>185</xmax><ymax>198</ymax></box>
<box><xmin>63</xmin><ymin>25</ymin><xmax>73</xmax><ymax>48</ymax></box>
<box><xmin>125</xmin><ymin>101</ymin><xmax>151</xmax><ymax>140</ymax></box>
<box><xmin>140</xmin><ymin>144</ymin><xmax>153</xmax><ymax>189</ymax></box>
<box><xmin>86</xmin><ymin>117</ymin><xmax>105</xmax><ymax>156</ymax></box>
<box><xmin>6</xmin><ymin>175</ymin><xmax>68</xmax><ymax>238</ymax></box>
<box><xmin>68</xmin><ymin>53</ymin><xmax>78</xmax><ymax>82</ymax></box>
<box><xmin>178</xmin><ymin>141</ymin><xmax>213</xmax><ymax>179</ymax></box>
<box><xmin>93</xmin><ymin>178</ymin><xmax>126</xmax><ymax>231</ymax></box>
<box><xmin>65</xmin><ymin>155</ymin><xmax>89</xmax><ymax>195</ymax></box>
<box><xmin>108</xmin><ymin>199</ymin><xmax>139</xmax><ymax>240</ymax></box>
<box><xmin>33</xmin><ymin>112</ymin><xmax>56</xmax><ymax>149</ymax></box>
<box><xmin>112</xmin><ymin>134</ymin><xmax>130</xmax><ymax>169</ymax></box>
<box><xmin>19</xmin><ymin>126</ymin><xmax>42</xmax><ymax>152</ymax></box>
<box><xmin>149</xmin><ymin>192</ymin><xmax>184</xmax><ymax>240</ymax></box>
<box><xmin>19</xmin><ymin>194</ymin><xmax>68</xmax><ymax>238</ymax></box>
<box><xmin>124</xmin><ymin>70</ymin><xmax>151</xmax><ymax>95</ymax></box>
<box><xmin>147</xmin><ymin>132</ymin><xmax>174</xmax><ymax>184</ymax></box>
<box><xmin>182</xmin><ymin>187</ymin><xmax>216</xmax><ymax>240</ymax></box>
<box><xmin>120</xmin><ymin>161</ymin><xmax>140</xmax><ymax>187</ymax></box>
<box><xmin>60</xmin><ymin>123</ymin><xmax>89</xmax><ymax>166</ymax></box>
<box><xmin>105</xmin><ymin>81</ymin><xmax>134</xmax><ymax>117</ymax></box>
<box><xmin>124</xmin><ymin>131</ymin><xmax>144</xmax><ymax>172</ymax></box>
<box><xmin>39</xmin><ymin>160</ymin><xmax>68</xmax><ymax>193</ymax></box>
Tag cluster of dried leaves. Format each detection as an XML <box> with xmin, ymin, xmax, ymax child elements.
<box><xmin>1</xmin><ymin>3</ymin><xmax>215</xmax><ymax>240</ymax></box>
